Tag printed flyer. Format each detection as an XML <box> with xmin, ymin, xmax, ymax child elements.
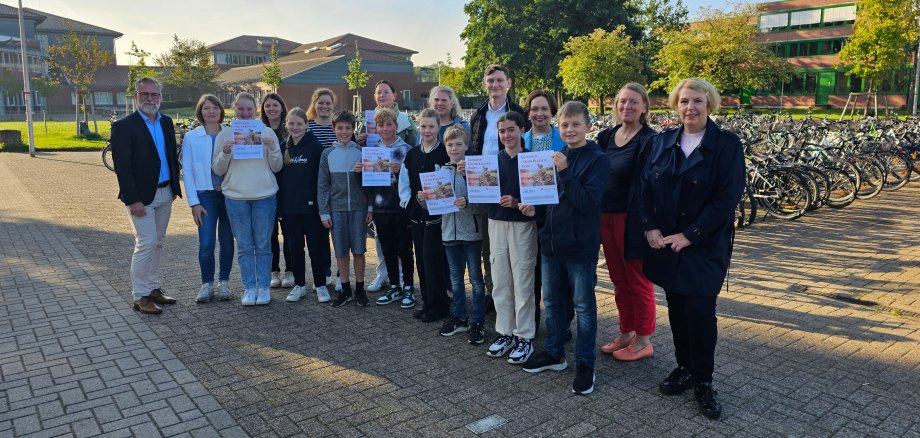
<box><xmin>518</xmin><ymin>151</ymin><xmax>559</xmax><ymax>205</ymax></box>
<box><xmin>231</xmin><ymin>120</ymin><xmax>263</xmax><ymax>160</ymax></box>
<box><xmin>361</xmin><ymin>147</ymin><xmax>391</xmax><ymax>187</ymax></box>
<box><xmin>464</xmin><ymin>155</ymin><xmax>500</xmax><ymax>204</ymax></box>
<box><xmin>364</xmin><ymin>110</ymin><xmax>381</xmax><ymax>147</ymax></box>
<box><xmin>420</xmin><ymin>169</ymin><xmax>459</xmax><ymax>215</ymax></box>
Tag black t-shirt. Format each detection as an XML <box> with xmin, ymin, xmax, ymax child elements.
<box><xmin>601</xmin><ymin>129</ymin><xmax>642</xmax><ymax>213</ymax></box>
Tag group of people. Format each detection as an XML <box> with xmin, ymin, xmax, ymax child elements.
<box><xmin>111</xmin><ymin>64</ymin><xmax>743</xmax><ymax>419</ymax></box>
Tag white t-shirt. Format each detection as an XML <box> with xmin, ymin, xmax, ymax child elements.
<box><xmin>680</xmin><ymin>129</ymin><xmax>705</xmax><ymax>158</ymax></box>
<box><xmin>482</xmin><ymin>102</ymin><xmax>507</xmax><ymax>156</ymax></box>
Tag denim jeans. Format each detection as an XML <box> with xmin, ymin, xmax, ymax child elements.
<box><xmin>445</xmin><ymin>242</ymin><xmax>486</xmax><ymax>324</ymax></box>
<box><xmin>542</xmin><ymin>254</ymin><xmax>598</xmax><ymax>367</ymax></box>
<box><xmin>196</xmin><ymin>190</ymin><xmax>234</xmax><ymax>284</ymax></box>
<box><xmin>225</xmin><ymin>195</ymin><xmax>276</xmax><ymax>290</ymax></box>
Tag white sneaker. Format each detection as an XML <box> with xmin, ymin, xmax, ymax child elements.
<box><xmin>256</xmin><ymin>288</ymin><xmax>271</xmax><ymax>305</ymax></box>
<box><xmin>367</xmin><ymin>275</ymin><xmax>387</xmax><ymax>292</ymax></box>
<box><xmin>270</xmin><ymin>272</ymin><xmax>282</xmax><ymax>288</ymax></box>
<box><xmin>507</xmin><ymin>337</ymin><xmax>534</xmax><ymax>364</ymax></box>
<box><xmin>281</xmin><ymin>272</ymin><xmax>295</xmax><ymax>288</ymax></box>
<box><xmin>215</xmin><ymin>281</ymin><xmax>233</xmax><ymax>300</ymax></box>
<box><xmin>335</xmin><ymin>276</ymin><xmax>342</xmax><ymax>292</ymax></box>
<box><xmin>241</xmin><ymin>289</ymin><xmax>256</xmax><ymax>306</ymax></box>
<box><xmin>286</xmin><ymin>285</ymin><xmax>307</xmax><ymax>302</ymax></box>
<box><xmin>315</xmin><ymin>285</ymin><xmax>331</xmax><ymax>303</ymax></box>
<box><xmin>195</xmin><ymin>283</ymin><xmax>213</xmax><ymax>303</ymax></box>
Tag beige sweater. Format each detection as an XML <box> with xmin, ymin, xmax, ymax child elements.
<box><xmin>211</xmin><ymin>123</ymin><xmax>283</xmax><ymax>200</ymax></box>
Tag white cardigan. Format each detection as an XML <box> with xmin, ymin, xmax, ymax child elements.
<box><xmin>181</xmin><ymin>125</ymin><xmax>227</xmax><ymax>207</ymax></box>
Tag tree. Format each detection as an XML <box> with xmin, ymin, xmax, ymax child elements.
<box><xmin>155</xmin><ymin>35</ymin><xmax>218</xmax><ymax>101</ymax></box>
<box><xmin>629</xmin><ymin>0</ymin><xmax>689</xmax><ymax>83</ymax></box>
<box><xmin>30</xmin><ymin>77</ymin><xmax>62</xmax><ymax>103</ymax></box>
<box><xmin>838</xmin><ymin>0</ymin><xmax>920</xmax><ymax>92</ymax></box>
<box><xmin>47</xmin><ymin>29</ymin><xmax>114</xmax><ymax>134</ymax></box>
<box><xmin>342</xmin><ymin>42</ymin><xmax>370</xmax><ymax>112</ymax></box>
<box><xmin>460</xmin><ymin>0</ymin><xmax>641</xmax><ymax>98</ymax></box>
<box><xmin>125</xmin><ymin>41</ymin><xmax>158</xmax><ymax>112</ymax></box>
<box><xmin>558</xmin><ymin>26</ymin><xmax>646</xmax><ymax>114</ymax></box>
<box><xmin>261</xmin><ymin>39</ymin><xmax>282</xmax><ymax>93</ymax></box>
<box><xmin>437</xmin><ymin>53</ymin><xmax>475</xmax><ymax>96</ymax></box>
<box><xmin>652</xmin><ymin>5</ymin><xmax>792</xmax><ymax>94</ymax></box>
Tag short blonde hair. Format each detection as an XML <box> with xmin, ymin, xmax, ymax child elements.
<box><xmin>374</xmin><ymin>107</ymin><xmax>398</xmax><ymax>125</ymax></box>
<box><xmin>668</xmin><ymin>78</ymin><xmax>721</xmax><ymax>114</ymax></box>
<box><xmin>444</xmin><ymin>124</ymin><xmax>468</xmax><ymax>145</ymax></box>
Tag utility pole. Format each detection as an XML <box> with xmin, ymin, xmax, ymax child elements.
<box><xmin>17</xmin><ymin>0</ymin><xmax>35</xmax><ymax>157</ymax></box>
<box><xmin>913</xmin><ymin>10</ymin><xmax>920</xmax><ymax>115</ymax></box>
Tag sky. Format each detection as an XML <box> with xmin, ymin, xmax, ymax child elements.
<box><xmin>11</xmin><ymin>0</ymin><xmax>757</xmax><ymax>67</ymax></box>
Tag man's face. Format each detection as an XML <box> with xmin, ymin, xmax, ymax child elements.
<box><xmin>136</xmin><ymin>82</ymin><xmax>162</xmax><ymax>116</ymax></box>
<box><xmin>483</xmin><ymin>71</ymin><xmax>511</xmax><ymax>102</ymax></box>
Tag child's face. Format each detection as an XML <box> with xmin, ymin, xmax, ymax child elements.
<box><xmin>234</xmin><ymin>99</ymin><xmax>256</xmax><ymax>120</ymax></box>
<box><xmin>528</xmin><ymin>96</ymin><xmax>552</xmax><ymax>129</ymax></box>
<box><xmin>445</xmin><ymin>138</ymin><xmax>467</xmax><ymax>163</ymax></box>
<box><xmin>286</xmin><ymin>115</ymin><xmax>307</xmax><ymax>138</ymax></box>
<box><xmin>558</xmin><ymin>114</ymin><xmax>589</xmax><ymax>147</ymax></box>
<box><xmin>418</xmin><ymin>117</ymin><xmax>439</xmax><ymax>144</ymax></box>
<box><xmin>498</xmin><ymin>120</ymin><xmax>522</xmax><ymax>149</ymax></box>
<box><xmin>334</xmin><ymin>122</ymin><xmax>355</xmax><ymax>143</ymax></box>
<box><xmin>376</xmin><ymin>119</ymin><xmax>397</xmax><ymax>143</ymax></box>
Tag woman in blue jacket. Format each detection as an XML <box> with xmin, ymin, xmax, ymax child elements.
<box><xmin>638</xmin><ymin>78</ymin><xmax>744</xmax><ymax>420</ymax></box>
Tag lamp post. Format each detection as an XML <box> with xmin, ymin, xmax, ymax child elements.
<box><xmin>17</xmin><ymin>0</ymin><xmax>35</xmax><ymax>157</ymax></box>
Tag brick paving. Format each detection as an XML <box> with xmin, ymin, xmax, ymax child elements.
<box><xmin>1</xmin><ymin>150</ymin><xmax>919</xmax><ymax>437</ymax></box>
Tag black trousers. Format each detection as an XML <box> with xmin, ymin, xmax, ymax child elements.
<box><xmin>271</xmin><ymin>218</ymin><xmax>292</xmax><ymax>272</ymax></box>
<box><xmin>411</xmin><ymin>220</ymin><xmax>449</xmax><ymax>315</ymax></box>
<box><xmin>374</xmin><ymin>212</ymin><xmax>414</xmax><ymax>287</ymax></box>
<box><xmin>281</xmin><ymin>213</ymin><xmax>331</xmax><ymax>287</ymax></box>
<box><xmin>665</xmin><ymin>293</ymin><xmax>718</xmax><ymax>383</ymax></box>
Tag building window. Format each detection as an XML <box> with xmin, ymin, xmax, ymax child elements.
<box><xmin>821</xmin><ymin>39</ymin><xmax>844</xmax><ymax>56</ymax></box>
<box><xmin>789</xmin><ymin>10</ymin><xmax>821</xmax><ymax>30</ymax></box>
<box><xmin>823</xmin><ymin>5</ymin><xmax>856</xmax><ymax>27</ymax></box>
<box><xmin>401</xmin><ymin>90</ymin><xmax>411</xmax><ymax>103</ymax></box>
<box><xmin>116</xmin><ymin>92</ymin><xmax>127</xmax><ymax>105</ymax></box>
<box><xmin>789</xmin><ymin>42</ymin><xmax>819</xmax><ymax>57</ymax></box>
<box><xmin>760</xmin><ymin>13</ymin><xmax>788</xmax><ymax>32</ymax></box>
<box><xmin>835</xmin><ymin>72</ymin><xmax>849</xmax><ymax>94</ymax></box>
<box><xmin>849</xmin><ymin>75</ymin><xmax>864</xmax><ymax>93</ymax></box>
<box><xmin>94</xmin><ymin>92</ymin><xmax>113</xmax><ymax>105</ymax></box>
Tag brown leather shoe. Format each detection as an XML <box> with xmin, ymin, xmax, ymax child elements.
<box><xmin>148</xmin><ymin>288</ymin><xmax>177</xmax><ymax>305</ymax></box>
<box><xmin>133</xmin><ymin>297</ymin><xmax>162</xmax><ymax>314</ymax></box>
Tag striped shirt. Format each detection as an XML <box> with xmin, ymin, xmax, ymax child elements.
<box><xmin>309</xmin><ymin>120</ymin><xmax>336</xmax><ymax>148</ymax></box>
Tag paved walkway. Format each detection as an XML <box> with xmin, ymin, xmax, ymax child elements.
<box><xmin>1</xmin><ymin>151</ymin><xmax>918</xmax><ymax>437</ymax></box>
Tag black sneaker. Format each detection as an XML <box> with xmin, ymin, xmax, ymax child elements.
<box><xmin>468</xmin><ymin>323</ymin><xmax>485</xmax><ymax>344</ymax></box>
<box><xmin>331</xmin><ymin>284</ymin><xmax>353</xmax><ymax>308</ymax></box>
<box><xmin>694</xmin><ymin>383</ymin><xmax>722</xmax><ymax>420</ymax></box>
<box><xmin>659</xmin><ymin>366</ymin><xmax>695</xmax><ymax>396</ymax></box>
<box><xmin>521</xmin><ymin>351</ymin><xmax>567</xmax><ymax>373</ymax></box>
<box><xmin>354</xmin><ymin>285</ymin><xmax>369</xmax><ymax>307</ymax></box>
<box><xmin>572</xmin><ymin>364</ymin><xmax>595</xmax><ymax>395</ymax></box>
<box><xmin>439</xmin><ymin>317</ymin><xmax>469</xmax><ymax>336</ymax></box>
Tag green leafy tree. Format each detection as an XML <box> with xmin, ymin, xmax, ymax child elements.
<box><xmin>438</xmin><ymin>53</ymin><xmax>475</xmax><ymax>96</ymax></box>
<box><xmin>629</xmin><ymin>0</ymin><xmax>689</xmax><ymax>83</ymax></box>
<box><xmin>460</xmin><ymin>0</ymin><xmax>641</xmax><ymax>98</ymax></box>
<box><xmin>838</xmin><ymin>0</ymin><xmax>920</xmax><ymax>91</ymax></box>
<box><xmin>261</xmin><ymin>39</ymin><xmax>282</xmax><ymax>93</ymax></box>
<box><xmin>343</xmin><ymin>42</ymin><xmax>370</xmax><ymax>111</ymax></box>
<box><xmin>47</xmin><ymin>29</ymin><xmax>114</xmax><ymax>133</ymax></box>
<box><xmin>30</xmin><ymin>76</ymin><xmax>61</xmax><ymax>102</ymax></box>
<box><xmin>558</xmin><ymin>26</ymin><xmax>646</xmax><ymax>114</ymax></box>
<box><xmin>155</xmin><ymin>35</ymin><xmax>218</xmax><ymax>101</ymax></box>
<box><xmin>652</xmin><ymin>5</ymin><xmax>792</xmax><ymax>94</ymax></box>
<box><xmin>125</xmin><ymin>41</ymin><xmax>159</xmax><ymax>96</ymax></box>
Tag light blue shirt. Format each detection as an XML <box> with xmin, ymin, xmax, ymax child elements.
<box><xmin>140</xmin><ymin>110</ymin><xmax>169</xmax><ymax>184</ymax></box>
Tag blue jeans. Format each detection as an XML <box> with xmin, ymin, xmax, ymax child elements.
<box><xmin>197</xmin><ymin>190</ymin><xmax>234</xmax><ymax>284</ymax></box>
<box><xmin>445</xmin><ymin>242</ymin><xmax>486</xmax><ymax>324</ymax></box>
<box><xmin>225</xmin><ymin>196</ymin><xmax>276</xmax><ymax>290</ymax></box>
<box><xmin>542</xmin><ymin>254</ymin><xmax>598</xmax><ymax>367</ymax></box>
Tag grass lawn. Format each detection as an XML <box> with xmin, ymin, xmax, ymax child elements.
<box><xmin>0</xmin><ymin>120</ymin><xmax>109</xmax><ymax>151</ymax></box>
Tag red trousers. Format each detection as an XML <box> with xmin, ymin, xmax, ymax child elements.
<box><xmin>600</xmin><ymin>212</ymin><xmax>656</xmax><ymax>336</ymax></box>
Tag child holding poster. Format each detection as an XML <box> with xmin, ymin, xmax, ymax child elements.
<box><xmin>484</xmin><ymin>111</ymin><xmax>537</xmax><ymax>365</ymax></box>
<box><xmin>354</xmin><ymin>108</ymin><xmax>416</xmax><ymax>308</ymax></box>
<box><xmin>318</xmin><ymin>111</ymin><xmax>372</xmax><ymax>308</ymax></box>
<box><xmin>437</xmin><ymin>125</ymin><xmax>489</xmax><ymax>344</ymax></box>
<box><xmin>518</xmin><ymin>101</ymin><xmax>608</xmax><ymax>396</ymax></box>
<box><xmin>398</xmin><ymin>109</ymin><xmax>450</xmax><ymax>322</ymax></box>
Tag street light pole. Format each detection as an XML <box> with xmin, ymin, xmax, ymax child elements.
<box><xmin>913</xmin><ymin>11</ymin><xmax>920</xmax><ymax>115</ymax></box>
<box><xmin>17</xmin><ymin>0</ymin><xmax>35</xmax><ymax>157</ymax></box>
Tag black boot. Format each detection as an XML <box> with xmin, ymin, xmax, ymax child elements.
<box><xmin>354</xmin><ymin>282</ymin><xmax>369</xmax><ymax>307</ymax></box>
<box><xmin>694</xmin><ymin>382</ymin><xmax>722</xmax><ymax>420</ymax></box>
<box><xmin>332</xmin><ymin>283</ymin><xmax>353</xmax><ymax>308</ymax></box>
<box><xmin>659</xmin><ymin>366</ymin><xmax>695</xmax><ymax>396</ymax></box>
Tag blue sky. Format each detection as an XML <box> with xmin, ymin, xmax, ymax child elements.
<box><xmin>13</xmin><ymin>0</ymin><xmax>760</xmax><ymax>67</ymax></box>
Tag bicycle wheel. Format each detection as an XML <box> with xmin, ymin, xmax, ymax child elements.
<box><xmin>879</xmin><ymin>151</ymin><xmax>911</xmax><ymax>191</ymax></box>
<box><xmin>102</xmin><ymin>144</ymin><xmax>114</xmax><ymax>171</ymax></box>
<box><xmin>735</xmin><ymin>183</ymin><xmax>757</xmax><ymax>228</ymax></box>
<box><xmin>797</xmin><ymin>165</ymin><xmax>829</xmax><ymax>211</ymax></box>
<box><xmin>824</xmin><ymin>166</ymin><xmax>857</xmax><ymax>209</ymax></box>
<box><xmin>906</xmin><ymin>147</ymin><xmax>920</xmax><ymax>182</ymax></box>
<box><xmin>853</xmin><ymin>156</ymin><xmax>884</xmax><ymax>199</ymax></box>
<box><xmin>755</xmin><ymin>170</ymin><xmax>811</xmax><ymax>220</ymax></box>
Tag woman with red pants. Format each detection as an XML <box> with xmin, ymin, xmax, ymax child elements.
<box><xmin>597</xmin><ymin>83</ymin><xmax>657</xmax><ymax>361</ymax></box>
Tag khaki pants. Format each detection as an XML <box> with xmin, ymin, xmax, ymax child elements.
<box><xmin>126</xmin><ymin>186</ymin><xmax>173</xmax><ymax>299</ymax></box>
<box><xmin>489</xmin><ymin>219</ymin><xmax>537</xmax><ymax>339</ymax></box>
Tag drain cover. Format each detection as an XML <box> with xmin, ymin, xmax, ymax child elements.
<box><xmin>466</xmin><ymin>415</ymin><xmax>508</xmax><ymax>434</ymax></box>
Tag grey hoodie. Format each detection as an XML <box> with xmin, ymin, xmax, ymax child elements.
<box><xmin>318</xmin><ymin>140</ymin><xmax>369</xmax><ymax>221</ymax></box>
<box><xmin>440</xmin><ymin>165</ymin><xmax>487</xmax><ymax>243</ymax></box>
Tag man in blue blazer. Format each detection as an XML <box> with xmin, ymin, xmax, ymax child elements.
<box><xmin>112</xmin><ymin>77</ymin><xmax>182</xmax><ymax>314</ymax></box>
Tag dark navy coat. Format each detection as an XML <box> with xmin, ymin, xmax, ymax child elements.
<box><xmin>638</xmin><ymin>119</ymin><xmax>744</xmax><ymax>296</ymax></box>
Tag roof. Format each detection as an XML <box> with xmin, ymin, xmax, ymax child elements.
<box><xmin>0</xmin><ymin>4</ymin><xmax>44</xmax><ymax>22</ymax></box>
<box><xmin>22</xmin><ymin>8</ymin><xmax>122</xmax><ymax>37</ymax></box>
<box><xmin>286</xmin><ymin>43</ymin><xmax>410</xmax><ymax>63</ymax></box>
<box><xmin>292</xmin><ymin>33</ymin><xmax>416</xmax><ymax>56</ymax></box>
<box><xmin>55</xmin><ymin>65</ymin><xmax>168</xmax><ymax>89</ymax></box>
<box><xmin>218</xmin><ymin>56</ymin><xmax>342</xmax><ymax>85</ymax></box>
<box><xmin>207</xmin><ymin>35</ymin><xmax>301</xmax><ymax>55</ymax></box>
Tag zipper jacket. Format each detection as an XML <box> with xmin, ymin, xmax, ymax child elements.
<box><xmin>277</xmin><ymin>131</ymin><xmax>324</xmax><ymax>216</ymax></box>
<box><xmin>369</xmin><ymin>137</ymin><xmax>411</xmax><ymax>214</ymax></box>
<box><xmin>318</xmin><ymin>140</ymin><xmax>368</xmax><ymax>221</ymax></box>
<box><xmin>440</xmin><ymin>165</ymin><xmax>487</xmax><ymax>243</ymax></box>
<box><xmin>398</xmin><ymin>141</ymin><xmax>451</xmax><ymax>223</ymax></box>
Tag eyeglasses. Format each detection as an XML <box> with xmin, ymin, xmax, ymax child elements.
<box><xmin>137</xmin><ymin>92</ymin><xmax>161</xmax><ymax>99</ymax></box>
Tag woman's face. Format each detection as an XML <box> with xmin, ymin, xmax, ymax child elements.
<box><xmin>235</xmin><ymin>98</ymin><xmax>256</xmax><ymax>120</ymax></box>
<box><xmin>498</xmin><ymin>120</ymin><xmax>522</xmax><ymax>149</ymax></box>
<box><xmin>432</xmin><ymin>91</ymin><xmax>452</xmax><ymax>117</ymax></box>
<box><xmin>286</xmin><ymin>115</ymin><xmax>307</xmax><ymax>138</ymax></box>
<box><xmin>201</xmin><ymin>101</ymin><xmax>222</xmax><ymax>124</ymax></box>
<box><xmin>314</xmin><ymin>95</ymin><xmax>333</xmax><ymax>119</ymax></box>
<box><xmin>375</xmin><ymin>83</ymin><xmax>395</xmax><ymax>108</ymax></box>
<box><xmin>617</xmin><ymin>89</ymin><xmax>646</xmax><ymax>125</ymax></box>
<box><xmin>528</xmin><ymin>96</ymin><xmax>552</xmax><ymax>129</ymax></box>
<box><xmin>677</xmin><ymin>87</ymin><xmax>709</xmax><ymax>131</ymax></box>
<box><xmin>262</xmin><ymin>98</ymin><xmax>283</xmax><ymax>123</ymax></box>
